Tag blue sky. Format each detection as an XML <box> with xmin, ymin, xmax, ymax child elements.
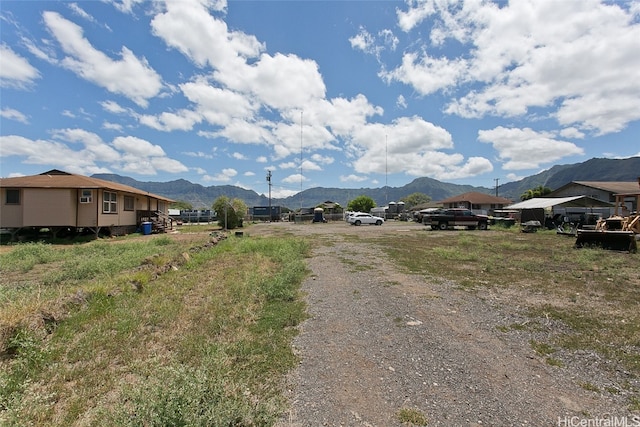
<box><xmin>1</xmin><ymin>0</ymin><xmax>639</xmax><ymax>198</ymax></box>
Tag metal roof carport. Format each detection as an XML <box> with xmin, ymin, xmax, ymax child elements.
<box><xmin>505</xmin><ymin>196</ymin><xmax>613</xmax><ymax>210</ymax></box>
<box><xmin>505</xmin><ymin>196</ymin><xmax>613</xmax><ymax>225</ymax></box>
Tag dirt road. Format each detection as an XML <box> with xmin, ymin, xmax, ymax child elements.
<box><xmin>252</xmin><ymin>220</ymin><xmax>636</xmax><ymax>427</ymax></box>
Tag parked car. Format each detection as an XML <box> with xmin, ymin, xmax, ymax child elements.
<box><xmin>424</xmin><ymin>208</ymin><xmax>489</xmax><ymax>230</ymax></box>
<box><xmin>348</xmin><ymin>213</ymin><xmax>385</xmax><ymax>226</ymax></box>
<box><xmin>344</xmin><ymin>211</ymin><xmax>359</xmax><ymax>222</ymax></box>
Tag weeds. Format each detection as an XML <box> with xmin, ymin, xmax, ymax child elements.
<box><xmin>0</xmin><ymin>242</ymin><xmax>60</xmax><ymax>273</ymax></box>
<box><xmin>337</xmin><ymin>254</ymin><xmax>373</xmax><ymax>272</ymax></box>
<box><xmin>530</xmin><ymin>339</ymin><xmax>556</xmax><ymax>357</ymax></box>
<box><xmin>546</xmin><ymin>358</ymin><xmax>565</xmax><ymax>367</ymax></box>
<box><xmin>108</xmin><ymin>363</ymin><xmax>277</xmax><ymax>427</ymax></box>
<box><xmin>496</xmin><ymin>322</ymin><xmax>531</xmax><ymax>333</ymax></box>
<box><xmin>379</xmin><ymin>228</ymin><xmax>640</xmax><ymax>380</ymax></box>
<box><xmin>580</xmin><ymin>382</ymin><xmax>600</xmax><ymax>393</ymax></box>
<box><xmin>0</xmin><ymin>233</ymin><xmax>309</xmax><ymax>426</ymax></box>
<box><xmin>397</xmin><ymin>407</ymin><xmax>428</xmax><ymax>425</ymax></box>
<box><xmin>2</xmin><ymin>224</ymin><xmax>639</xmax><ymax>422</ymax></box>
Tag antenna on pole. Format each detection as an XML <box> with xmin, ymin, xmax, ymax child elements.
<box><xmin>385</xmin><ymin>134</ymin><xmax>388</xmax><ymax>203</ymax></box>
<box><xmin>494</xmin><ymin>178</ymin><xmax>499</xmax><ymax>197</ymax></box>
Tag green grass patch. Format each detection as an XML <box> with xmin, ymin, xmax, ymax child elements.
<box><xmin>629</xmin><ymin>396</ymin><xmax>640</xmax><ymax>411</ymax></box>
<box><xmin>546</xmin><ymin>357</ymin><xmax>565</xmax><ymax>367</ymax></box>
<box><xmin>496</xmin><ymin>322</ymin><xmax>532</xmax><ymax>333</ymax></box>
<box><xmin>0</xmin><ymin>234</ymin><xmax>309</xmax><ymax>426</ymax></box>
<box><xmin>580</xmin><ymin>382</ymin><xmax>600</xmax><ymax>393</ymax></box>
<box><xmin>337</xmin><ymin>254</ymin><xmax>373</xmax><ymax>272</ymax></box>
<box><xmin>397</xmin><ymin>407</ymin><xmax>428</xmax><ymax>425</ymax></box>
<box><xmin>530</xmin><ymin>339</ymin><xmax>556</xmax><ymax>357</ymax></box>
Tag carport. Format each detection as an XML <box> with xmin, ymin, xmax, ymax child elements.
<box><xmin>505</xmin><ymin>196</ymin><xmax>614</xmax><ymax>227</ymax></box>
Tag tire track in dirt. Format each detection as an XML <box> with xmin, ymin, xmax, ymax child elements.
<box><xmin>270</xmin><ymin>221</ymin><xmax>631</xmax><ymax>427</ymax></box>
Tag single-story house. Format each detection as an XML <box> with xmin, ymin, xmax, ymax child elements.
<box><xmin>548</xmin><ymin>181</ymin><xmax>640</xmax><ymax>213</ymax></box>
<box><xmin>0</xmin><ymin>169</ymin><xmax>173</xmax><ymax>239</ymax></box>
<box><xmin>437</xmin><ymin>192</ymin><xmax>513</xmax><ymax>215</ymax></box>
<box><xmin>317</xmin><ymin>200</ymin><xmax>343</xmax><ymax>214</ymax></box>
<box><xmin>505</xmin><ymin>196</ymin><xmax>614</xmax><ymax>226</ymax></box>
<box><xmin>315</xmin><ymin>201</ymin><xmax>343</xmax><ymax>221</ymax></box>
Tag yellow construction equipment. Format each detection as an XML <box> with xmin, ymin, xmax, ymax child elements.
<box><xmin>575</xmin><ymin>185</ymin><xmax>640</xmax><ymax>253</ymax></box>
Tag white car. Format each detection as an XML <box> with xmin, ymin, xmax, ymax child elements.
<box><xmin>348</xmin><ymin>212</ymin><xmax>385</xmax><ymax>226</ymax></box>
<box><xmin>344</xmin><ymin>211</ymin><xmax>358</xmax><ymax>222</ymax></box>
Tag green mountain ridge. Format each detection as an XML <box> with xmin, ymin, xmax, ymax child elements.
<box><xmin>92</xmin><ymin>157</ymin><xmax>640</xmax><ymax>209</ymax></box>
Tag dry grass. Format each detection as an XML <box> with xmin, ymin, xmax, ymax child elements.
<box><xmin>3</xmin><ymin>222</ymin><xmax>639</xmax><ymax>422</ymax></box>
<box><xmin>0</xmin><ymin>229</ymin><xmax>309</xmax><ymax>426</ymax></box>
<box><xmin>376</xmin><ymin>227</ymin><xmax>640</xmax><ymax>379</ymax></box>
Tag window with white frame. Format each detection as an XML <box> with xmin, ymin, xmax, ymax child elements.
<box><xmin>124</xmin><ymin>196</ymin><xmax>134</xmax><ymax>211</ymax></box>
<box><xmin>103</xmin><ymin>191</ymin><xmax>117</xmax><ymax>213</ymax></box>
<box><xmin>80</xmin><ymin>189</ymin><xmax>93</xmax><ymax>203</ymax></box>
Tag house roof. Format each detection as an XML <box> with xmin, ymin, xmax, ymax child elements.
<box><xmin>0</xmin><ymin>169</ymin><xmax>173</xmax><ymax>202</ymax></box>
<box><xmin>319</xmin><ymin>201</ymin><xmax>340</xmax><ymax>209</ymax></box>
<box><xmin>437</xmin><ymin>191</ymin><xmax>513</xmax><ymax>205</ymax></box>
<box><xmin>408</xmin><ymin>201</ymin><xmax>443</xmax><ymax>211</ymax></box>
<box><xmin>550</xmin><ymin>181</ymin><xmax>640</xmax><ymax>196</ymax></box>
<box><xmin>506</xmin><ymin>196</ymin><xmax>613</xmax><ymax>210</ymax></box>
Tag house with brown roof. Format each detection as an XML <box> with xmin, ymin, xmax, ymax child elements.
<box><xmin>437</xmin><ymin>191</ymin><xmax>513</xmax><ymax>215</ymax></box>
<box><xmin>547</xmin><ymin>181</ymin><xmax>640</xmax><ymax>212</ymax></box>
<box><xmin>0</xmin><ymin>169</ymin><xmax>173</xmax><ymax>240</ymax></box>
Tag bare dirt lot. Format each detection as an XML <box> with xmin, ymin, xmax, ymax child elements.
<box><xmin>248</xmin><ymin>220</ymin><xmax>639</xmax><ymax>427</ymax></box>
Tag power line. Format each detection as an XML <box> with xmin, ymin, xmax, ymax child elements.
<box><xmin>300</xmin><ymin>110</ymin><xmax>303</xmax><ymax>211</ymax></box>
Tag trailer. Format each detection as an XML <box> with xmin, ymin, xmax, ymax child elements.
<box><xmin>251</xmin><ymin>206</ymin><xmax>281</xmax><ymax>221</ymax></box>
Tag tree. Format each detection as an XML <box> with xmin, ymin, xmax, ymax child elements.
<box><xmin>520</xmin><ymin>185</ymin><xmax>552</xmax><ymax>201</ymax></box>
<box><xmin>400</xmin><ymin>192</ymin><xmax>431</xmax><ymax>209</ymax></box>
<box><xmin>212</xmin><ymin>196</ymin><xmax>247</xmax><ymax>230</ymax></box>
<box><xmin>347</xmin><ymin>195</ymin><xmax>375</xmax><ymax>213</ymax></box>
<box><xmin>170</xmin><ymin>200</ymin><xmax>193</xmax><ymax>211</ymax></box>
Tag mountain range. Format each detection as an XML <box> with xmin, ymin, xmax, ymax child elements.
<box><xmin>93</xmin><ymin>157</ymin><xmax>640</xmax><ymax>209</ymax></box>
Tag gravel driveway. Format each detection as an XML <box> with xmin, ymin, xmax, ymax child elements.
<box><xmin>252</xmin><ymin>221</ymin><xmax>637</xmax><ymax>426</ymax></box>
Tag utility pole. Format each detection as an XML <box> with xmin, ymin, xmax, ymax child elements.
<box><xmin>266</xmin><ymin>170</ymin><xmax>272</xmax><ymax>221</ymax></box>
<box><xmin>494</xmin><ymin>178</ymin><xmax>499</xmax><ymax>197</ymax></box>
<box><xmin>385</xmin><ymin>134</ymin><xmax>388</xmax><ymax>203</ymax></box>
<box><xmin>300</xmin><ymin>111</ymin><xmax>303</xmax><ymax>213</ymax></box>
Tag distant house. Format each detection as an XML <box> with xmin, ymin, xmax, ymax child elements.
<box><xmin>437</xmin><ymin>192</ymin><xmax>513</xmax><ymax>215</ymax></box>
<box><xmin>547</xmin><ymin>181</ymin><xmax>640</xmax><ymax>212</ymax></box>
<box><xmin>317</xmin><ymin>200</ymin><xmax>342</xmax><ymax>212</ymax></box>
<box><xmin>316</xmin><ymin>201</ymin><xmax>342</xmax><ymax>221</ymax></box>
<box><xmin>505</xmin><ymin>196</ymin><xmax>614</xmax><ymax>225</ymax></box>
<box><xmin>0</xmin><ymin>169</ymin><xmax>173</xmax><ymax>239</ymax></box>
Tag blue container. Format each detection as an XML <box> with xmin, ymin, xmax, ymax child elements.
<box><xmin>141</xmin><ymin>222</ymin><xmax>152</xmax><ymax>235</ymax></box>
